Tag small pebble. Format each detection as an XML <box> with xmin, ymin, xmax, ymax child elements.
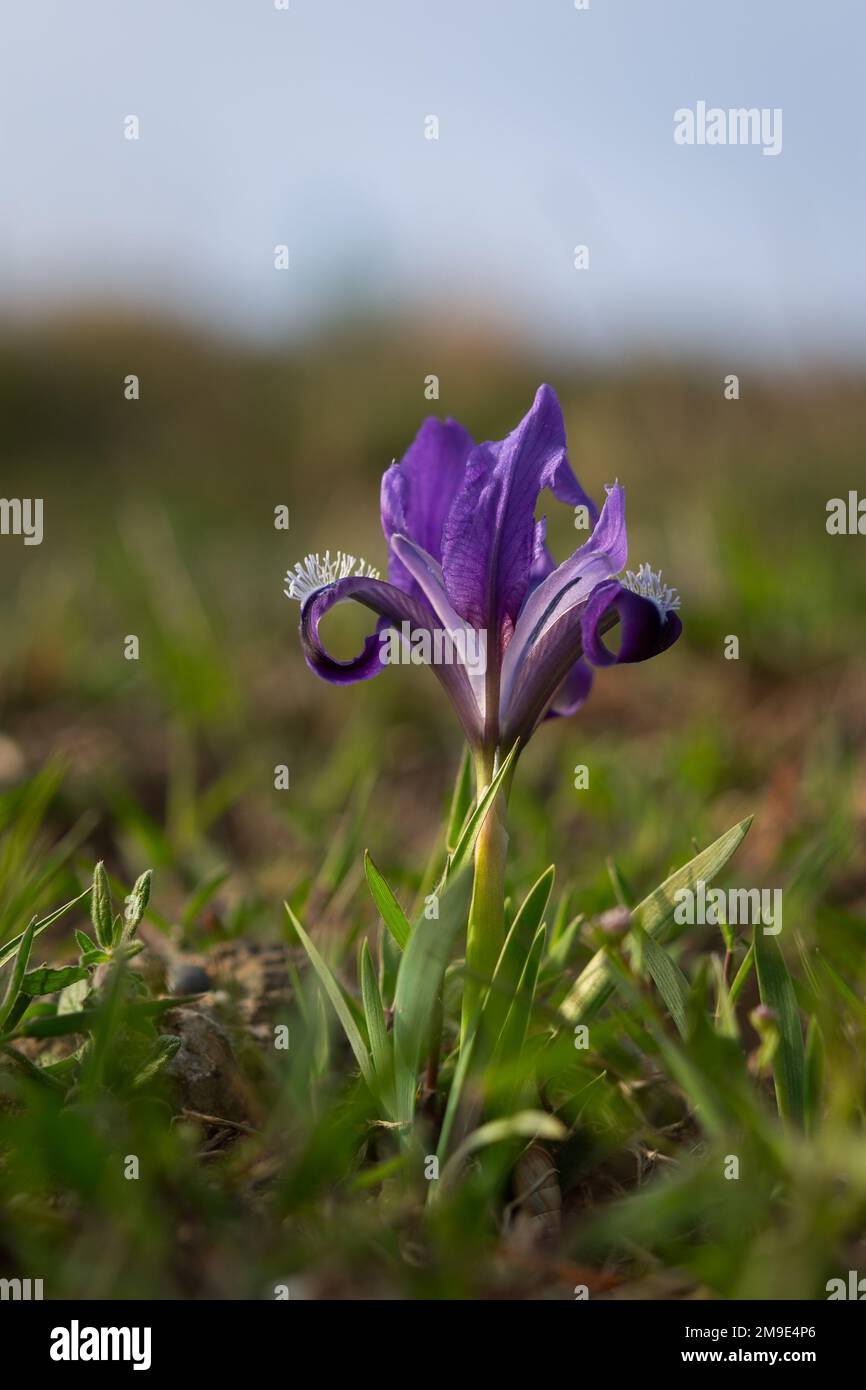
<box><xmin>169</xmin><ymin>962</ymin><xmax>213</xmax><ymax>995</ymax></box>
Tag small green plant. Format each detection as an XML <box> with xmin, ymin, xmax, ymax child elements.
<box><xmin>0</xmin><ymin>862</ymin><xmax>184</xmax><ymax>1098</ymax></box>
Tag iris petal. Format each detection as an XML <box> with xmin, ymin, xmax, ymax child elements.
<box><xmin>582</xmin><ymin>580</ymin><xmax>683</xmax><ymax>666</ymax></box>
<box><xmin>298</xmin><ymin>574</ymin><xmax>484</xmax><ymax>744</ymax></box>
<box><xmin>500</xmin><ymin>601</ymin><xmax>590</xmax><ymax>745</ymax></box>
<box><xmin>390</xmin><ymin>534</ymin><xmax>487</xmax><ymax>718</ymax></box>
<box><xmin>441</xmin><ymin>384</ymin><xmax>592</xmax><ymax>642</ymax></box>
<box><xmin>499</xmin><ymin>483</ymin><xmax>626</xmax><ymax>720</ymax></box>
<box><xmin>381</xmin><ymin>417</ymin><xmax>474</xmax><ymax>597</ymax></box>
<box><xmin>545</xmin><ymin>660</ymin><xmax>594</xmax><ymax>720</ymax></box>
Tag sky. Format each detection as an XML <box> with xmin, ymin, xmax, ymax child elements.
<box><xmin>1</xmin><ymin>0</ymin><xmax>864</xmax><ymax>362</ymax></box>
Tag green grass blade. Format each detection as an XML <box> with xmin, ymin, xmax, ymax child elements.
<box><xmin>435</xmin><ymin>1026</ymin><xmax>476</xmax><ymax>1167</ymax></box>
<box><xmin>392</xmin><ymin>874</ymin><xmax>471</xmax><ymax>1128</ymax></box>
<box><xmin>804</xmin><ymin>1016</ymin><xmax>824</xmax><ymax>1136</ymax></box>
<box><xmin>631</xmin><ymin>925</ymin><xmax>689</xmax><ymax>1038</ymax></box>
<box><xmin>360</xmin><ymin>939</ymin><xmax>393</xmax><ymax>1110</ymax></box>
<box><xmin>483</xmin><ymin>865</ymin><xmax>554</xmax><ymax>1046</ymax></box>
<box><xmin>0</xmin><ymin>917</ymin><xmax>36</xmax><ymax>1029</ymax></box>
<box><xmin>363</xmin><ymin>851</ymin><xmax>412</xmax><ymax>950</ymax></box>
<box><xmin>286</xmin><ymin>904</ymin><xmax>374</xmax><ymax>1089</ymax></box>
<box><xmin>561</xmin><ymin>816</ymin><xmax>753</xmax><ymax>1024</ymax></box>
<box><xmin>0</xmin><ymin>1044</ymin><xmax>66</xmax><ymax>1091</ymax></box>
<box><xmin>439</xmin><ymin>1110</ymin><xmax>566</xmax><ymax>1192</ymax></box>
<box><xmin>729</xmin><ymin>943</ymin><xmax>755</xmax><ymax>1007</ymax></box>
<box><xmin>754</xmin><ymin>927</ymin><xmax>806</xmax><ymax>1126</ymax></box>
<box><xmin>446</xmin><ymin>745</ymin><xmax>474</xmax><ymax>855</ymax></box>
<box><xmin>0</xmin><ymin>888</ymin><xmax>91</xmax><ymax>970</ymax></box>
<box><xmin>494</xmin><ymin>924</ymin><xmax>546</xmax><ymax>1082</ymax></box>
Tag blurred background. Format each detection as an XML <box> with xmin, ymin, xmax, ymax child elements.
<box><xmin>0</xmin><ymin>0</ymin><xmax>865</xmax><ymax>1300</ymax></box>
<box><xmin>1</xmin><ymin>0</ymin><xmax>863</xmax><ymax>905</ymax></box>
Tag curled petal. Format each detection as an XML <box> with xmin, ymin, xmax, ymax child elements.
<box><xmin>300</xmin><ymin>582</ymin><xmax>387</xmax><ymax>685</ymax></box>
<box><xmin>581</xmin><ymin>580</ymin><xmax>683</xmax><ymax>667</ymax></box>
<box><xmin>298</xmin><ymin>575</ymin><xmax>484</xmax><ymax>744</ymax></box>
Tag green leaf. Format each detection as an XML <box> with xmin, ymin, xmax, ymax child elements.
<box><xmin>79</xmin><ymin>958</ymin><xmax>127</xmax><ymax>1095</ymax></box>
<box><xmin>729</xmin><ymin>943</ymin><xmax>755</xmax><ymax>1008</ymax></box>
<box><xmin>435</xmin><ymin>1026</ymin><xmax>477</xmax><ymax>1168</ymax></box>
<box><xmin>123</xmin><ymin>869</ymin><xmax>152</xmax><ymax>940</ymax></box>
<box><xmin>483</xmin><ymin>866</ymin><xmax>554</xmax><ymax>1047</ymax></box>
<box><xmin>363</xmin><ymin>852</ymin><xmax>412</xmax><ymax>951</ymax></box>
<box><xmin>606</xmin><ymin>857</ymin><xmax>636</xmax><ymax>909</ymax></box>
<box><xmin>128</xmin><ymin>1034</ymin><xmax>182</xmax><ymax>1091</ymax></box>
<box><xmin>819</xmin><ymin>958</ymin><xmax>866</xmax><ymax>1024</ymax></box>
<box><xmin>446</xmin><ymin>746</ymin><xmax>474</xmax><ymax>854</ymax></box>
<box><xmin>8</xmin><ymin>1009</ymin><xmax>100</xmax><ymax>1040</ymax></box>
<box><xmin>360</xmin><ymin>940</ymin><xmax>393</xmax><ymax>1112</ymax></box>
<box><xmin>711</xmin><ymin>955</ymin><xmax>739</xmax><ymax>1040</ymax></box>
<box><xmin>1</xmin><ymin>1044</ymin><xmax>66</xmax><ymax>1092</ymax></box>
<box><xmin>58</xmin><ymin>976</ymin><xmax>92</xmax><ymax>1015</ymax></box>
<box><xmin>75</xmin><ymin>929</ymin><xmax>97</xmax><ymax>956</ymax></box>
<box><xmin>79</xmin><ymin>949</ymin><xmax>110</xmax><ymax>968</ymax></box>
<box><xmin>21</xmin><ymin>965</ymin><xmax>89</xmax><ymax>997</ymax></box>
<box><xmin>0</xmin><ymin>917</ymin><xmax>36</xmax><ymax>1029</ymax></box>
<box><xmin>494</xmin><ymin>924</ymin><xmax>546</xmax><ymax>1075</ymax></box>
<box><xmin>804</xmin><ymin>1017</ymin><xmax>824</xmax><ymax>1136</ymax></box>
<box><xmin>444</xmin><ymin>742</ymin><xmax>519</xmax><ymax>886</ymax></box>
<box><xmin>0</xmin><ymin>887</ymin><xmax>91</xmax><ymax>970</ymax></box>
<box><xmin>630</xmin><ymin>925</ymin><xmax>689</xmax><ymax>1038</ymax></box>
<box><xmin>127</xmin><ymin>995</ymin><xmax>200</xmax><ymax>1018</ymax></box>
<box><xmin>438</xmin><ymin>1110</ymin><xmax>566</xmax><ymax>1192</ymax></box>
<box><xmin>392</xmin><ymin>873</ymin><xmax>472</xmax><ymax>1129</ymax></box>
<box><xmin>754</xmin><ymin>927</ymin><xmax>806</xmax><ymax>1126</ymax></box>
<box><xmin>285</xmin><ymin>905</ymin><xmax>374</xmax><ymax>1089</ymax></box>
<box><xmin>561</xmin><ymin>816</ymin><xmax>753</xmax><ymax>1024</ymax></box>
<box><xmin>91</xmin><ymin>861</ymin><xmax>114</xmax><ymax>949</ymax></box>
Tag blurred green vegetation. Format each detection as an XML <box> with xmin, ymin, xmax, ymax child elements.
<box><xmin>0</xmin><ymin>313</ymin><xmax>865</xmax><ymax>1298</ymax></box>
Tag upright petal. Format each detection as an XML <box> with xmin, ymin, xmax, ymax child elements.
<box><xmin>381</xmin><ymin>417</ymin><xmax>474</xmax><ymax>595</ymax></box>
<box><xmin>441</xmin><ymin>385</ymin><xmax>591</xmax><ymax>644</ymax></box>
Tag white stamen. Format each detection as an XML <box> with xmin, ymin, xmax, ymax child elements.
<box><xmin>621</xmin><ymin>562</ymin><xmax>681</xmax><ymax>618</ymax></box>
<box><xmin>284</xmin><ymin>550</ymin><xmax>380</xmax><ymax>604</ymax></box>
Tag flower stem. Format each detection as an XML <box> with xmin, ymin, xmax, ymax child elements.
<box><xmin>460</xmin><ymin>749</ymin><xmax>510</xmax><ymax>1046</ymax></box>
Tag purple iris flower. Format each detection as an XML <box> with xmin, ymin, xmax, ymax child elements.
<box><xmin>286</xmin><ymin>385</ymin><xmax>681</xmax><ymax>755</ymax></box>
